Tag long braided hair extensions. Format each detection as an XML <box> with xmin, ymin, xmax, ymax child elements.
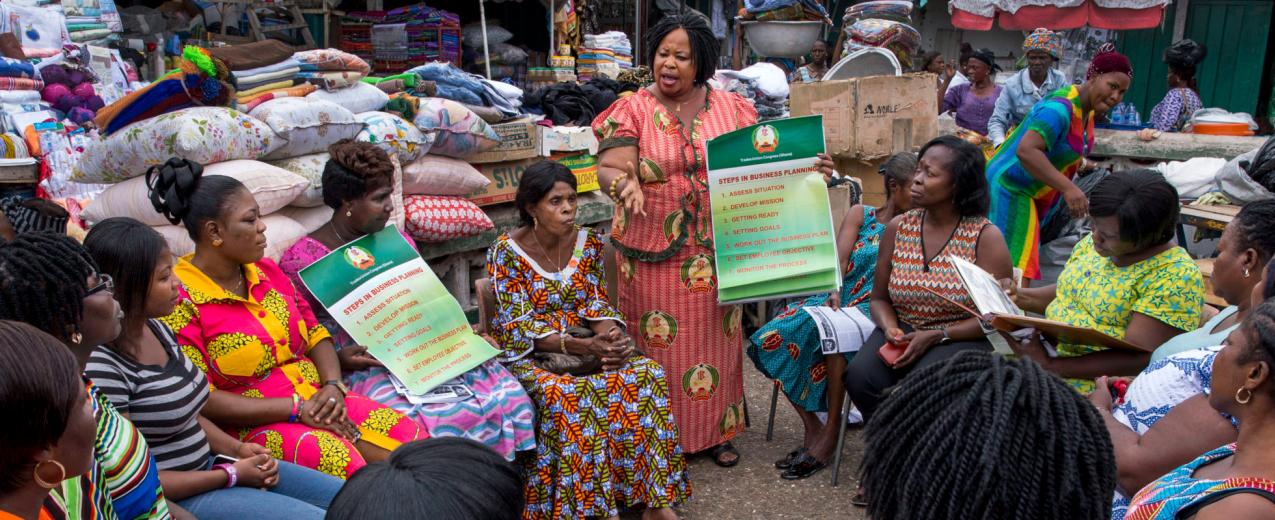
<box><xmin>0</xmin><ymin>232</ymin><xmax>99</xmax><ymax>341</ymax></box>
<box><xmin>859</xmin><ymin>351</ymin><xmax>1116</xmax><ymax>519</ymax></box>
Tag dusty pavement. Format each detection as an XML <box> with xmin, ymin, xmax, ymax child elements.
<box><xmin>656</xmin><ymin>356</ymin><xmax>871</xmax><ymax>520</ymax></box>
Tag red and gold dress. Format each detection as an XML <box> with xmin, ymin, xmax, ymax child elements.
<box><xmin>593</xmin><ymin>87</ymin><xmax>757</xmax><ymax>452</ymax></box>
<box><xmin>164</xmin><ymin>257</ymin><xmax>425</xmax><ymax>479</ymax></box>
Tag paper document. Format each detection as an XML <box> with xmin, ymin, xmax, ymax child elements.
<box><xmin>949</xmin><ymin>256</ymin><xmax>1022</xmax><ymax>316</ymax></box>
<box><xmin>803</xmin><ymin>306</ymin><xmax>876</xmax><ymax>354</ymax></box>
<box><xmin>389</xmin><ymin>373</ymin><xmax>474</xmax><ymax>405</ymax></box>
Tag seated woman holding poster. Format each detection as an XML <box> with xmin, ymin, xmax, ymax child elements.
<box><xmin>147</xmin><ymin>158</ymin><xmax>425</xmax><ymax>479</ymax></box>
<box><xmin>486</xmin><ymin>161</ymin><xmax>690</xmax><ymax>520</ymax></box>
<box><xmin>747</xmin><ymin>151</ymin><xmax>918</xmax><ymax>480</ymax></box>
<box><xmin>280</xmin><ymin>141</ymin><xmax>535</xmax><ymax>461</ymax></box>
<box><xmin>844</xmin><ymin>135</ymin><xmax>1012</xmax><ymax>422</ymax></box>
<box><xmin>1009</xmin><ymin>169</ymin><xmax>1204</xmax><ymax>394</ymax></box>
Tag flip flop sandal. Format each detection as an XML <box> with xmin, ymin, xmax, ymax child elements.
<box><xmin>850</xmin><ymin>490</ymin><xmax>869</xmax><ymax>507</ymax></box>
<box><xmin>711</xmin><ymin>442</ymin><xmax>740</xmax><ymax>468</ymax></box>
<box><xmin>774</xmin><ymin>447</ymin><xmax>808</xmax><ymax>469</ymax></box>
<box><xmin>780</xmin><ymin>453</ymin><xmax>826</xmax><ymax>480</ymax></box>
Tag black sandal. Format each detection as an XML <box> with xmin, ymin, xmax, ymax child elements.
<box><xmin>774</xmin><ymin>447</ymin><xmax>807</xmax><ymax>469</ymax></box>
<box><xmin>711</xmin><ymin>442</ymin><xmax>740</xmax><ymax>468</ymax></box>
<box><xmin>780</xmin><ymin>453</ymin><xmax>826</xmax><ymax>480</ymax></box>
<box><xmin>850</xmin><ymin>490</ymin><xmax>869</xmax><ymax>507</ymax></box>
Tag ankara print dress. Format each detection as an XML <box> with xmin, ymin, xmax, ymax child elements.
<box><xmin>487</xmin><ymin>228</ymin><xmax>691</xmax><ymax>519</ymax></box>
<box><xmin>593</xmin><ymin>87</ymin><xmax>757</xmax><ymax>453</ymax></box>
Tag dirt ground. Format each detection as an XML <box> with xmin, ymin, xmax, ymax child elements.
<box><xmin>644</xmin><ymin>357</ymin><xmax>872</xmax><ymax>520</ymax></box>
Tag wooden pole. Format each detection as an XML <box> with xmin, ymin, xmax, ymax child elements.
<box><xmin>479</xmin><ymin>0</ymin><xmax>491</xmax><ymax>79</ymax></box>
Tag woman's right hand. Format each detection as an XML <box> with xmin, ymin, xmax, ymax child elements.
<box><xmin>616</xmin><ymin>176</ymin><xmax>646</xmax><ymax>217</ymax></box>
<box><xmin>588</xmin><ymin>335</ymin><xmax>633</xmax><ymax>371</ymax></box>
<box><xmin>232</xmin><ymin>453</ymin><xmax>279</xmax><ymax>489</ymax></box>
<box><xmin>1062</xmin><ymin>185</ymin><xmax>1089</xmax><ymax>218</ymax></box>
<box><xmin>826</xmin><ymin>291</ymin><xmax>841</xmax><ymax>309</ymax></box>
<box><xmin>299</xmin><ymin>403</ymin><xmax>359</xmax><ymax>440</ymax></box>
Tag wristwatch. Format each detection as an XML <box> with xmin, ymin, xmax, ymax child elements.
<box><xmin>322</xmin><ymin>380</ymin><xmax>349</xmax><ymax>396</ymax></box>
<box><xmin>938</xmin><ymin>330</ymin><xmax>952</xmax><ymax>344</ymax></box>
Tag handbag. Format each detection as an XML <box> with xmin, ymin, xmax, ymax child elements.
<box><xmin>532</xmin><ymin>326</ymin><xmax>602</xmax><ymax>376</ymax></box>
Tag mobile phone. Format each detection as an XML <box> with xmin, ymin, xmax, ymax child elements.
<box><xmin>878</xmin><ymin>340</ymin><xmax>907</xmax><ymax>367</ymax></box>
<box><xmin>211</xmin><ymin>454</ymin><xmax>238</xmax><ymax>466</ymax></box>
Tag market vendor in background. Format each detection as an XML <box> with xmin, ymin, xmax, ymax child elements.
<box><xmin>593</xmin><ymin>13</ymin><xmax>836</xmax><ymax>467</ymax></box>
<box><xmin>1148</xmin><ymin>39</ymin><xmax>1207</xmax><ymax>133</ymax></box>
<box><xmin>795</xmin><ymin>39</ymin><xmax>831</xmax><ymax>84</ymax></box>
<box><xmin>984</xmin><ymin>43</ymin><xmax>1132</xmax><ymax>281</ymax></box>
<box><xmin>987</xmin><ymin>28</ymin><xmax>1070</xmax><ymax>148</ymax></box>
<box><xmin>942</xmin><ymin>48</ymin><xmax>1002</xmax><ymax>138</ymax></box>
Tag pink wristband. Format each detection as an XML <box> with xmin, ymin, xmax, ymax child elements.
<box><xmin>213</xmin><ymin>463</ymin><xmax>237</xmax><ymax>488</ymax></box>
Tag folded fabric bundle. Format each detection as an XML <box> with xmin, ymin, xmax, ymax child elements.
<box><xmin>297</xmin><ymin>70</ymin><xmax>366</xmax><ymax>91</ymax></box>
<box><xmin>0</xmin><ymin>132</ymin><xmax>29</xmax><ymax>158</ymax></box>
<box><xmin>94</xmin><ymin>46</ymin><xmax>235</xmax><ymax>135</ymax></box>
<box><xmin>293</xmin><ymin>48</ymin><xmax>371</xmax><ymax>75</ymax></box>
<box><xmin>0</xmin><ymin>90</ymin><xmax>40</xmax><ymax>104</ymax></box>
<box><xmin>208</xmin><ymin>40</ymin><xmax>295</xmax><ymax>72</ymax></box>
<box><xmin>69</xmin><ymin>29</ymin><xmax>114</xmax><ymax>43</ymax></box>
<box><xmin>237</xmin><ymin>83</ymin><xmax>317</xmax><ymax>112</ymax></box>
<box><xmin>0</xmin><ymin>57</ymin><xmax>35</xmax><ymax>79</ymax></box>
<box><xmin>235</xmin><ymin>79</ymin><xmax>298</xmax><ymax>99</ymax></box>
<box><xmin>0</xmin><ymin>78</ymin><xmax>45</xmax><ymax>91</ymax></box>
<box><xmin>408</xmin><ymin>62</ymin><xmax>486</xmax><ymax>105</ymax></box>
<box><xmin>67</xmin><ymin>23</ymin><xmax>108</xmax><ymax>31</ymax></box>
<box><xmin>235</xmin><ymin>67</ymin><xmax>300</xmax><ymax>91</ymax></box>
<box><xmin>232</xmin><ymin>58</ymin><xmax>301</xmax><ymax>79</ymax></box>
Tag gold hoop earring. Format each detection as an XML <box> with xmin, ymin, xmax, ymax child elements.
<box><xmin>33</xmin><ymin>460</ymin><xmax>65</xmax><ymax>489</ymax></box>
<box><xmin>1236</xmin><ymin>387</ymin><xmax>1253</xmax><ymax>405</ymax></box>
<box><xmin>212</xmin><ymin>238</ymin><xmax>223</xmax><ymax>247</ymax></box>
<box><xmin>69</xmin><ymin>331</ymin><xmax>82</xmax><ymax>345</ymax></box>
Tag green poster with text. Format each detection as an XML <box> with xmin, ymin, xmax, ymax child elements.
<box><xmin>705</xmin><ymin>115</ymin><xmax>840</xmax><ymax>304</ymax></box>
<box><xmin>298</xmin><ymin>225</ymin><xmax>498</xmax><ymax>394</ymax></box>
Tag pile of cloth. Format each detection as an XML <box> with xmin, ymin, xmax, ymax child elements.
<box><xmin>842</xmin><ymin>1</ymin><xmax>919</xmax><ymax>69</ymax></box>
<box><xmin>406</xmin><ymin>62</ymin><xmax>519</xmax><ymax>120</ymax></box>
<box><xmin>382</xmin><ymin>4</ymin><xmax>460</xmax><ymax>66</ymax></box>
<box><xmin>2</xmin><ymin>4</ymin><xmax>71</xmax><ymax>58</ymax></box>
<box><xmin>713</xmin><ymin>63</ymin><xmax>790</xmax><ymax>121</ymax></box>
<box><xmin>337</xmin><ymin>11</ymin><xmax>381</xmax><ymax>66</ymax></box>
<box><xmin>293</xmin><ymin>47</ymin><xmax>370</xmax><ymax>92</ymax></box>
<box><xmin>524</xmin><ymin>77</ymin><xmax>634</xmax><ymax>126</ymax></box>
<box><xmin>93</xmin><ymin>45</ymin><xmax>234</xmax><ymax>135</ymax></box>
<box><xmin>39</xmin><ymin>64</ymin><xmax>106</xmax><ymax>126</ymax></box>
<box><xmin>207</xmin><ymin>40</ymin><xmax>302</xmax><ymax>105</ymax></box>
<box><xmin>739</xmin><ymin>0</ymin><xmax>832</xmax><ymax>23</ymax></box>
<box><xmin>460</xmin><ymin>22</ymin><xmax>527</xmax><ymax>82</ymax></box>
<box><xmin>577</xmin><ymin>32</ymin><xmax>632</xmax><ymax>81</ymax></box>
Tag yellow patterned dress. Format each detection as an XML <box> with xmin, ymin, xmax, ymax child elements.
<box><xmin>164</xmin><ymin>256</ymin><xmax>425</xmax><ymax>479</ymax></box>
<box><xmin>487</xmin><ymin>228</ymin><xmax>691</xmax><ymax>519</ymax></box>
<box><xmin>1045</xmin><ymin>236</ymin><xmax>1205</xmax><ymax>393</ymax></box>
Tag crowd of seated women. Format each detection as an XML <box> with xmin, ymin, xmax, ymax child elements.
<box><xmin>3</xmin><ymin>123</ymin><xmax>1275</xmax><ymax>519</ymax></box>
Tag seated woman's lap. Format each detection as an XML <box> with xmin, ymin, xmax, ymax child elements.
<box><xmin>845</xmin><ymin>324</ymin><xmax>992</xmax><ymax>419</ymax></box>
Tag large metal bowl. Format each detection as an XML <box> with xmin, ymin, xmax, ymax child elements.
<box><xmin>740</xmin><ymin>20</ymin><xmax>826</xmax><ymax>58</ymax></box>
<box><xmin>824</xmin><ymin>48</ymin><xmax>902</xmax><ymax>81</ymax></box>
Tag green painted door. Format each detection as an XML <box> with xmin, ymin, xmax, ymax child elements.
<box><xmin>1116</xmin><ymin>0</ymin><xmax>1273</xmax><ymax>119</ymax></box>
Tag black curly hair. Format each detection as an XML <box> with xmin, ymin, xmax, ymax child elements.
<box><xmin>0</xmin><ymin>232</ymin><xmax>99</xmax><ymax>341</ymax></box>
<box><xmin>322</xmin><ymin>139</ymin><xmax>395</xmax><ymax>210</ymax></box>
<box><xmin>860</xmin><ymin>351</ymin><xmax>1116</xmax><ymax>520</ymax></box>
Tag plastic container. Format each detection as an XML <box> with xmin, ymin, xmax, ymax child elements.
<box><xmin>1192</xmin><ymin>122</ymin><xmax>1255</xmax><ymax>136</ymax></box>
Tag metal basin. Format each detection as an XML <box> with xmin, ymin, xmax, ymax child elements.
<box><xmin>740</xmin><ymin>20</ymin><xmax>825</xmax><ymax>58</ymax></box>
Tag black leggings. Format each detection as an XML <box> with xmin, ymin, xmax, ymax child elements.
<box><xmin>843</xmin><ymin>323</ymin><xmax>992</xmax><ymax>421</ymax></box>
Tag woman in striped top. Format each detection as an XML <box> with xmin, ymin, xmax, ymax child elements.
<box><xmin>845</xmin><ymin>136</ymin><xmax>1013</xmax><ymax>422</ymax></box>
<box><xmin>83</xmin><ymin>218</ymin><xmax>343</xmax><ymax>520</ymax></box>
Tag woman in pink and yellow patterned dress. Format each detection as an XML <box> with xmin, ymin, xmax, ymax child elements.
<box><xmin>148</xmin><ymin>158</ymin><xmax>424</xmax><ymax>479</ymax></box>
<box><xmin>594</xmin><ymin>14</ymin><xmax>834</xmax><ymax>465</ymax></box>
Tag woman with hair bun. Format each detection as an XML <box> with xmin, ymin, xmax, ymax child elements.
<box><xmin>146</xmin><ymin>156</ymin><xmax>425</xmax><ymax>480</ymax></box>
<box><xmin>1148</xmin><ymin>39</ymin><xmax>1206</xmax><ymax>133</ymax></box>
<box><xmin>280</xmin><ymin>140</ymin><xmax>535</xmax><ymax>461</ymax></box>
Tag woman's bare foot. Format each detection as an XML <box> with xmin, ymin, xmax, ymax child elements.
<box><xmin>642</xmin><ymin>507</ymin><xmax>678</xmax><ymax>520</ymax></box>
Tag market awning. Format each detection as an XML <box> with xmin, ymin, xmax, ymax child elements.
<box><xmin>950</xmin><ymin>1</ymin><xmax>1167</xmax><ymax>31</ymax></box>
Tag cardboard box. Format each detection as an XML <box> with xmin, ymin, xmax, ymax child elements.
<box><xmin>790</xmin><ymin>74</ymin><xmax>938</xmax><ymax>160</ymax></box>
<box><xmin>467</xmin><ymin>155</ymin><xmax>601</xmax><ymax>207</ymax></box>
<box><xmin>539</xmin><ymin>125</ymin><xmax>598</xmax><ymax>156</ymax></box>
<box><xmin>835</xmin><ymin>156</ymin><xmax>888</xmax><ymax>208</ymax></box>
<box><xmin>467</xmin><ymin>118</ymin><xmax>540</xmax><ymax>164</ymax></box>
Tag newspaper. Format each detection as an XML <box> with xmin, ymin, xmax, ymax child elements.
<box><xmin>388</xmin><ymin>373</ymin><xmax>473</xmax><ymax>405</ymax></box>
<box><xmin>803</xmin><ymin>306</ymin><xmax>876</xmax><ymax>355</ymax></box>
<box><xmin>947</xmin><ymin>256</ymin><xmax>1022</xmax><ymax>355</ymax></box>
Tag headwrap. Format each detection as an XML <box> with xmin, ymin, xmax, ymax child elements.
<box><xmin>1086</xmin><ymin>43</ymin><xmax>1133</xmax><ymax>81</ymax></box>
<box><xmin>1023</xmin><ymin>28</ymin><xmax>1062</xmax><ymax>59</ymax></box>
<box><xmin>970</xmin><ymin>48</ymin><xmax>1002</xmax><ymax>73</ymax></box>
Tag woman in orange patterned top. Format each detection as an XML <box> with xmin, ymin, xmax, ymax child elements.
<box><xmin>147</xmin><ymin>158</ymin><xmax>424</xmax><ymax>479</ymax></box>
<box><xmin>845</xmin><ymin>136</ymin><xmax>1013</xmax><ymax>422</ymax></box>
<box><xmin>593</xmin><ymin>13</ymin><xmax>835</xmax><ymax>467</ymax></box>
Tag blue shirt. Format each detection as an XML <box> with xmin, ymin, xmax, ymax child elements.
<box><xmin>987</xmin><ymin>68</ymin><xmax>1070</xmax><ymax>145</ymax></box>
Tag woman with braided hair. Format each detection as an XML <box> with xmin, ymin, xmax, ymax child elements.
<box><xmin>146</xmin><ymin>157</ymin><xmax>425</xmax><ymax>479</ymax></box>
<box><xmin>1122</xmin><ymin>300</ymin><xmax>1275</xmax><ymax>519</ymax></box>
<box><xmin>280</xmin><ymin>141</ymin><xmax>535</xmax><ymax>460</ymax></box>
<box><xmin>860</xmin><ymin>351</ymin><xmax>1117</xmax><ymax>519</ymax></box>
<box><xmin>0</xmin><ymin>232</ymin><xmax>173</xmax><ymax>520</ymax></box>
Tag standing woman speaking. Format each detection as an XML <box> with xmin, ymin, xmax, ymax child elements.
<box><xmin>594</xmin><ymin>13</ymin><xmax>834</xmax><ymax>466</ymax></box>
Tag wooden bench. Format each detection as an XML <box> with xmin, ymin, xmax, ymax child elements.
<box><xmin>1194</xmin><ymin>258</ymin><xmax>1228</xmax><ymax>308</ymax></box>
<box><xmin>1179</xmin><ymin>203</ymin><xmax>1240</xmax><ymax>234</ymax></box>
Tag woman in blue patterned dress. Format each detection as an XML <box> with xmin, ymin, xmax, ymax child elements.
<box><xmin>747</xmin><ymin>152</ymin><xmax>917</xmax><ymax>480</ymax></box>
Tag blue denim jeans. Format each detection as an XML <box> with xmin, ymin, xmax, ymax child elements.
<box><xmin>177</xmin><ymin>459</ymin><xmax>342</xmax><ymax>520</ymax></box>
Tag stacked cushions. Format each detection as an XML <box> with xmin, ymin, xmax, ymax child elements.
<box><xmin>267</xmin><ymin>153</ymin><xmax>329</xmax><ymax>208</ymax></box>
<box><xmin>412</xmin><ymin>98</ymin><xmax>499</xmax><ymax>158</ymax></box>
<box><xmin>156</xmin><ymin>214</ymin><xmax>308</xmax><ymax>260</ymax></box>
<box><xmin>307</xmin><ymin>83</ymin><xmax>390</xmax><ymax>114</ymax></box>
<box><xmin>293</xmin><ymin>49</ymin><xmax>371</xmax><ymax>75</ymax></box>
<box><xmin>401</xmin><ymin>155</ymin><xmax>489</xmax><ymax>196</ymax></box>
<box><xmin>82</xmin><ymin>160</ymin><xmax>308</xmax><ymax>226</ymax></box>
<box><xmin>277</xmin><ymin>205</ymin><xmax>334</xmax><ymax>233</ymax></box>
<box><xmin>250</xmin><ymin>98</ymin><xmax>361</xmax><ymax>160</ymax></box>
<box><xmin>403</xmin><ymin>195</ymin><xmax>493</xmax><ymax>242</ymax></box>
<box><xmin>355</xmin><ymin>111</ymin><xmax>432</xmax><ymax>162</ymax></box>
<box><xmin>73</xmin><ymin>107</ymin><xmax>279</xmax><ymax>183</ymax></box>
